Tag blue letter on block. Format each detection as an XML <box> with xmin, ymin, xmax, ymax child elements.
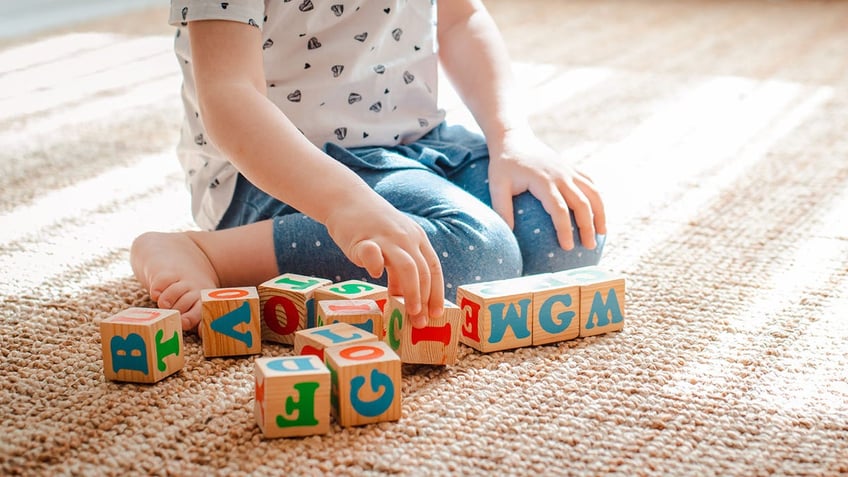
<box><xmin>267</xmin><ymin>356</ymin><xmax>321</xmax><ymax>372</ymax></box>
<box><xmin>210</xmin><ymin>301</ymin><xmax>254</xmax><ymax>348</ymax></box>
<box><xmin>312</xmin><ymin>327</ymin><xmax>363</xmax><ymax>344</ymax></box>
<box><xmin>110</xmin><ymin>333</ymin><xmax>149</xmax><ymax>375</ymax></box>
<box><xmin>487</xmin><ymin>299</ymin><xmax>531</xmax><ymax>344</ymax></box>
<box><xmin>350</xmin><ymin>369</ymin><xmax>394</xmax><ymax>417</ymax></box>
<box><xmin>585</xmin><ymin>288</ymin><xmax>623</xmax><ymax>330</ymax></box>
<box><xmin>538</xmin><ymin>294</ymin><xmax>576</xmax><ymax>334</ymax></box>
<box><xmin>306</xmin><ymin>298</ymin><xmax>316</xmax><ymax>329</ymax></box>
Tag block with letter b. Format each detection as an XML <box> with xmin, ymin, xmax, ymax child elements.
<box><xmin>100</xmin><ymin>307</ymin><xmax>184</xmax><ymax>383</ymax></box>
<box><xmin>324</xmin><ymin>341</ymin><xmax>401</xmax><ymax>427</ymax></box>
<box><xmin>384</xmin><ymin>297</ymin><xmax>461</xmax><ymax>365</ymax></box>
<box><xmin>200</xmin><ymin>287</ymin><xmax>262</xmax><ymax>357</ymax></box>
<box><xmin>552</xmin><ymin>266</ymin><xmax>625</xmax><ymax>337</ymax></box>
<box><xmin>254</xmin><ymin>355</ymin><xmax>331</xmax><ymax>438</ymax></box>
<box><xmin>314</xmin><ymin>280</ymin><xmax>388</xmax><ymax>314</ymax></box>
<box><xmin>316</xmin><ymin>299</ymin><xmax>382</xmax><ymax>335</ymax></box>
<box><xmin>456</xmin><ymin>278</ymin><xmax>537</xmax><ymax>353</ymax></box>
<box><xmin>258</xmin><ymin>273</ymin><xmax>332</xmax><ymax>345</ymax></box>
<box><xmin>294</xmin><ymin>322</ymin><xmax>378</xmax><ymax>361</ymax></box>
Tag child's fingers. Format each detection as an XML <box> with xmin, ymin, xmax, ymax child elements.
<box><xmin>385</xmin><ymin>248</ymin><xmax>423</xmax><ymax>319</ymax></box>
<box><xmin>424</xmin><ymin>243</ymin><xmax>445</xmax><ymax>319</ymax></box>
<box><xmin>576</xmin><ymin>173</ymin><xmax>607</xmax><ymax>235</ymax></box>
<box><xmin>350</xmin><ymin>240</ymin><xmax>385</xmax><ymax>278</ymax></box>
<box><xmin>531</xmin><ymin>180</ymin><xmax>578</xmax><ymax>250</ymax></box>
<box><xmin>489</xmin><ymin>179</ymin><xmax>516</xmax><ymax>230</ymax></box>
<box><xmin>560</xmin><ymin>180</ymin><xmax>597</xmax><ymax>250</ymax></box>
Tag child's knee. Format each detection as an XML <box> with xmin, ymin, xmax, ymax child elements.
<box><xmin>511</xmin><ymin>192</ymin><xmax>606</xmax><ymax>275</ymax></box>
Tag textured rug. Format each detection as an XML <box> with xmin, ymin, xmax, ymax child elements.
<box><xmin>2</xmin><ymin>1</ymin><xmax>847</xmax><ymax>475</ymax></box>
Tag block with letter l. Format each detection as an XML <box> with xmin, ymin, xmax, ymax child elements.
<box><xmin>294</xmin><ymin>322</ymin><xmax>378</xmax><ymax>361</ymax></box>
<box><xmin>100</xmin><ymin>307</ymin><xmax>184</xmax><ymax>383</ymax></box>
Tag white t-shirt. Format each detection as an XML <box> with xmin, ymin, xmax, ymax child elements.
<box><xmin>168</xmin><ymin>0</ymin><xmax>445</xmax><ymax>230</ymax></box>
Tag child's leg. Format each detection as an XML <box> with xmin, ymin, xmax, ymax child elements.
<box><xmin>263</xmin><ymin>166</ymin><xmax>524</xmax><ymax>300</ymax></box>
<box><xmin>449</xmin><ymin>159</ymin><xmax>605</xmax><ymax>274</ymax></box>
<box><xmin>130</xmin><ymin>220</ymin><xmax>278</xmax><ymax>330</ymax></box>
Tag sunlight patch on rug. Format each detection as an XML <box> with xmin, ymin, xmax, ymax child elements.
<box><xmin>0</xmin><ymin>34</ymin><xmax>174</xmax><ymax>121</ymax></box>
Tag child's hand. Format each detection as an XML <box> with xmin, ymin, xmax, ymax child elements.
<box><xmin>324</xmin><ymin>197</ymin><xmax>443</xmax><ymax>328</ymax></box>
<box><xmin>487</xmin><ymin>127</ymin><xmax>607</xmax><ymax>250</ymax></box>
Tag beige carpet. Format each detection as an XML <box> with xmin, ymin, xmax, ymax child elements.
<box><xmin>2</xmin><ymin>1</ymin><xmax>848</xmax><ymax>475</ymax></box>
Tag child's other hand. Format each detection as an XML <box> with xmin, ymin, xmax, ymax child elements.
<box><xmin>324</xmin><ymin>198</ymin><xmax>443</xmax><ymax>328</ymax></box>
<box><xmin>487</xmin><ymin>127</ymin><xmax>607</xmax><ymax>250</ymax></box>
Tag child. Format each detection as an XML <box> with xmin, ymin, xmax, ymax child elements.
<box><xmin>131</xmin><ymin>0</ymin><xmax>607</xmax><ymax>331</ymax></box>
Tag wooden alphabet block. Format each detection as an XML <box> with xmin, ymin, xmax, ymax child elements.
<box><xmin>456</xmin><ymin>277</ymin><xmax>538</xmax><ymax>353</ymax></box>
<box><xmin>314</xmin><ymin>279</ymin><xmax>389</xmax><ymax>314</ymax></box>
<box><xmin>258</xmin><ymin>273</ymin><xmax>332</xmax><ymax>345</ymax></box>
<box><xmin>254</xmin><ymin>355</ymin><xmax>331</xmax><ymax>438</ymax></box>
<box><xmin>100</xmin><ymin>307</ymin><xmax>184</xmax><ymax>383</ymax></box>
<box><xmin>316</xmin><ymin>299</ymin><xmax>382</xmax><ymax>336</ymax></box>
<box><xmin>294</xmin><ymin>322</ymin><xmax>378</xmax><ymax>361</ymax></box>
<box><xmin>384</xmin><ymin>297</ymin><xmax>461</xmax><ymax>365</ymax></box>
<box><xmin>200</xmin><ymin>287</ymin><xmax>262</xmax><ymax>357</ymax></box>
<box><xmin>529</xmin><ymin>275</ymin><xmax>581</xmax><ymax>345</ymax></box>
<box><xmin>324</xmin><ymin>341</ymin><xmax>401</xmax><ymax>427</ymax></box>
<box><xmin>552</xmin><ymin>266</ymin><xmax>625</xmax><ymax>337</ymax></box>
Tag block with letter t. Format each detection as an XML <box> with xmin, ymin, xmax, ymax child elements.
<box><xmin>552</xmin><ymin>266</ymin><xmax>625</xmax><ymax>337</ymax></box>
<box><xmin>314</xmin><ymin>279</ymin><xmax>389</xmax><ymax>314</ymax></box>
<box><xmin>254</xmin><ymin>355</ymin><xmax>331</xmax><ymax>438</ymax></box>
<box><xmin>316</xmin><ymin>299</ymin><xmax>382</xmax><ymax>336</ymax></box>
<box><xmin>293</xmin><ymin>322</ymin><xmax>378</xmax><ymax>361</ymax></box>
<box><xmin>384</xmin><ymin>297</ymin><xmax>461</xmax><ymax>365</ymax></box>
<box><xmin>455</xmin><ymin>277</ymin><xmax>536</xmax><ymax>353</ymax></box>
<box><xmin>258</xmin><ymin>273</ymin><xmax>332</xmax><ymax>345</ymax></box>
<box><xmin>100</xmin><ymin>307</ymin><xmax>184</xmax><ymax>383</ymax></box>
<box><xmin>200</xmin><ymin>287</ymin><xmax>262</xmax><ymax>357</ymax></box>
<box><xmin>324</xmin><ymin>341</ymin><xmax>401</xmax><ymax>427</ymax></box>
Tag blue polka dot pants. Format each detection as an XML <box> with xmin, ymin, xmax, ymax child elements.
<box><xmin>216</xmin><ymin>123</ymin><xmax>605</xmax><ymax>301</ymax></box>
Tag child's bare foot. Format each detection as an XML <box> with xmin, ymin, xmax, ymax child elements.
<box><xmin>130</xmin><ymin>231</ymin><xmax>220</xmax><ymax>330</ymax></box>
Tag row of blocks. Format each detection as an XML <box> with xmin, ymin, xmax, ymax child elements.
<box><xmin>100</xmin><ymin>266</ymin><xmax>625</xmax><ymax>436</ymax></box>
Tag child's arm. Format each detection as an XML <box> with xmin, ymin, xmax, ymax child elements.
<box><xmin>188</xmin><ymin>20</ymin><xmax>442</xmax><ymax>324</ymax></box>
<box><xmin>437</xmin><ymin>1</ymin><xmax>606</xmax><ymax>250</ymax></box>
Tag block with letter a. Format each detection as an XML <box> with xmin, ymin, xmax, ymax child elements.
<box><xmin>200</xmin><ymin>287</ymin><xmax>262</xmax><ymax>357</ymax></box>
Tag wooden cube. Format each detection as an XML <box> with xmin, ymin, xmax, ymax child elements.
<box><xmin>314</xmin><ymin>279</ymin><xmax>388</xmax><ymax>313</ymax></box>
<box><xmin>456</xmin><ymin>277</ymin><xmax>538</xmax><ymax>353</ymax></box>
<box><xmin>258</xmin><ymin>273</ymin><xmax>332</xmax><ymax>345</ymax></box>
<box><xmin>254</xmin><ymin>355</ymin><xmax>331</xmax><ymax>438</ymax></box>
<box><xmin>316</xmin><ymin>299</ymin><xmax>382</xmax><ymax>336</ymax></box>
<box><xmin>100</xmin><ymin>307</ymin><xmax>184</xmax><ymax>383</ymax></box>
<box><xmin>552</xmin><ymin>266</ymin><xmax>625</xmax><ymax>337</ymax></box>
<box><xmin>384</xmin><ymin>297</ymin><xmax>461</xmax><ymax>365</ymax></box>
<box><xmin>324</xmin><ymin>341</ymin><xmax>401</xmax><ymax>427</ymax></box>
<box><xmin>530</xmin><ymin>275</ymin><xmax>581</xmax><ymax>345</ymax></box>
<box><xmin>294</xmin><ymin>322</ymin><xmax>378</xmax><ymax>361</ymax></box>
<box><xmin>200</xmin><ymin>287</ymin><xmax>262</xmax><ymax>357</ymax></box>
